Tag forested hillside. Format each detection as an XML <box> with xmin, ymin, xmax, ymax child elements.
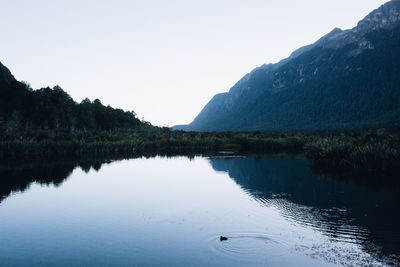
<box><xmin>177</xmin><ymin>0</ymin><xmax>400</xmax><ymax>132</ymax></box>
<box><xmin>0</xmin><ymin>62</ymin><xmax>145</xmax><ymax>139</ymax></box>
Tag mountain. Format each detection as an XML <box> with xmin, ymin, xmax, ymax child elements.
<box><xmin>177</xmin><ymin>0</ymin><xmax>400</xmax><ymax>132</ymax></box>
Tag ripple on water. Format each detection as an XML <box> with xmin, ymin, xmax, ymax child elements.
<box><xmin>207</xmin><ymin>231</ymin><xmax>292</xmax><ymax>264</ymax></box>
<box><xmin>257</xmin><ymin>197</ymin><xmax>373</xmax><ymax>244</ymax></box>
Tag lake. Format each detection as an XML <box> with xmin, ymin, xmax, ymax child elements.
<box><xmin>0</xmin><ymin>155</ymin><xmax>399</xmax><ymax>266</ymax></box>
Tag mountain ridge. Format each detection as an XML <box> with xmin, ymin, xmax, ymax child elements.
<box><xmin>0</xmin><ymin>62</ymin><xmax>16</xmax><ymax>83</ymax></box>
<box><xmin>176</xmin><ymin>0</ymin><xmax>400</xmax><ymax>132</ymax></box>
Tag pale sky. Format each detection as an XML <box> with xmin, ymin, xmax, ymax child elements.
<box><xmin>0</xmin><ymin>0</ymin><xmax>389</xmax><ymax>126</ymax></box>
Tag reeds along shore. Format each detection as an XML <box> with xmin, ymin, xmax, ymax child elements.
<box><xmin>0</xmin><ymin>129</ymin><xmax>399</xmax><ymax>177</ymax></box>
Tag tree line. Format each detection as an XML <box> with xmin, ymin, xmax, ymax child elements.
<box><xmin>0</xmin><ymin>79</ymin><xmax>146</xmax><ymax>139</ymax></box>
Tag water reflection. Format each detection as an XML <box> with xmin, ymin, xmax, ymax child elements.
<box><xmin>0</xmin><ymin>154</ymin><xmax>184</xmax><ymax>202</ymax></box>
<box><xmin>0</xmin><ymin>158</ymin><xmax>115</xmax><ymax>202</ymax></box>
<box><xmin>209</xmin><ymin>156</ymin><xmax>400</xmax><ymax>262</ymax></box>
<box><xmin>0</xmin><ymin>155</ymin><xmax>399</xmax><ymax>266</ymax></box>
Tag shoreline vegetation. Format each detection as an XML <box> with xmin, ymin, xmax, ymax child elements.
<box><xmin>1</xmin><ymin>74</ymin><xmax>399</xmax><ymax>180</ymax></box>
<box><xmin>1</xmin><ymin>128</ymin><xmax>399</xmax><ymax>178</ymax></box>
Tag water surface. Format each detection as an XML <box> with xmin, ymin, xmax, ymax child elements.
<box><xmin>0</xmin><ymin>155</ymin><xmax>399</xmax><ymax>266</ymax></box>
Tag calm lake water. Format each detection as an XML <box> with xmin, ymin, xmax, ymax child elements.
<box><xmin>0</xmin><ymin>155</ymin><xmax>399</xmax><ymax>266</ymax></box>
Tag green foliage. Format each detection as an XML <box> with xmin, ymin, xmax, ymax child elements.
<box><xmin>0</xmin><ymin>127</ymin><xmax>399</xmax><ymax>178</ymax></box>
<box><xmin>304</xmin><ymin>131</ymin><xmax>400</xmax><ymax>175</ymax></box>
<box><xmin>0</xmin><ymin>80</ymin><xmax>144</xmax><ymax>137</ymax></box>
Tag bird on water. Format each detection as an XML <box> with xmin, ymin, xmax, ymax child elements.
<box><xmin>220</xmin><ymin>236</ymin><xmax>228</xmax><ymax>242</ymax></box>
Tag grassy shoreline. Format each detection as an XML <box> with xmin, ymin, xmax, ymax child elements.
<box><xmin>1</xmin><ymin>130</ymin><xmax>399</xmax><ymax>177</ymax></box>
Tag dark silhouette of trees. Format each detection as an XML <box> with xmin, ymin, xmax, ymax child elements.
<box><xmin>0</xmin><ymin>79</ymin><xmax>142</xmax><ymax>138</ymax></box>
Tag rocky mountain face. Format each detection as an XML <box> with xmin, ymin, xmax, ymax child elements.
<box><xmin>177</xmin><ymin>0</ymin><xmax>400</xmax><ymax>132</ymax></box>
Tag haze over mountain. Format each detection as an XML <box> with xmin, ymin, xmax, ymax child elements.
<box><xmin>176</xmin><ymin>0</ymin><xmax>400</xmax><ymax>132</ymax></box>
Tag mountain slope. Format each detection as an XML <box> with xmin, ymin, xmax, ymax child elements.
<box><xmin>178</xmin><ymin>0</ymin><xmax>400</xmax><ymax>132</ymax></box>
<box><xmin>0</xmin><ymin>62</ymin><xmax>16</xmax><ymax>83</ymax></box>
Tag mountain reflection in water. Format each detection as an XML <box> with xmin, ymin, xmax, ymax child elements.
<box><xmin>0</xmin><ymin>155</ymin><xmax>399</xmax><ymax>266</ymax></box>
<box><xmin>209</xmin><ymin>156</ymin><xmax>400</xmax><ymax>261</ymax></box>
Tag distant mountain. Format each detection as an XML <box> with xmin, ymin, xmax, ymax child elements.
<box><xmin>177</xmin><ymin>0</ymin><xmax>400</xmax><ymax>132</ymax></box>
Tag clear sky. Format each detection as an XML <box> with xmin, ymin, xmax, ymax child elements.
<box><xmin>0</xmin><ymin>0</ymin><xmax>389</xmax><ymax>126</ymax></box>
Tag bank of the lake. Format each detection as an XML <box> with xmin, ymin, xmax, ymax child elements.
<box><xmin>1</xmin><ymin>129</ymin><xmax>399</xmax><ymax>180</ymax></box>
